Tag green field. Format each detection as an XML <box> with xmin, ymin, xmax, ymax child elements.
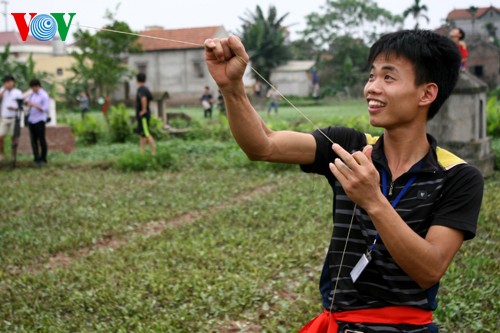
<box><xmin>0</xmin><ymin>101</ymin><xmax>498</xmax><ymax>332</ymax></box>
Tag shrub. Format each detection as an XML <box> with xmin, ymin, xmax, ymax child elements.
<box><xmin>115</xmin><ymin>147</ymin><xmax>178</xmax><ymax>172</ymax></box>
<box><xmin>155</xmin><ymin>147</ymin><xmax>178</xmax><ymax>170</ymax></box>
<box><xmin>116</xmin><ymin>151</ymin><xmax>156</xmax><ymax>172</ymax></box>
<box><xmin>149</xmin><ymin>117</ymin><xmax>169</xmax><ymax>141</ymax></box>
<box><xmin>491</xmin><ymin>138</ymin><xmax>500</xmax><ymax>170</ymax></box>
<box><xmin>72</xmin><ymin>115</ymin><xmax>102</xmax><ymax>145</ymax></box>
<box><xmin>109</xmin><ymin>104</ymin><xmax>133</xmax><ymax>143</ymax></box>
<box><xmin>486</xmin><ymin>97</ymin><xmax>500</xmax><ymax>138</ymax></box>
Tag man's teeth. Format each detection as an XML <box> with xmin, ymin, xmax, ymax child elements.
<box><xmin>368</xmin><ymin>100</ymin><xmax>386</xmax><ymax>107</ymax></box>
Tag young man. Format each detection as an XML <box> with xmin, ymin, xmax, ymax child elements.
<box><xmin>25</xmin><ymin>79</ymin><xmax>50</xmax><ymax>165</ymax></box>
<box><xmin>204</xmin><ymin>30</ymin><xmax>483</xmax><ymax>332</ymax></box>
<box><xmin>136</xmin><ymin>73</ymin><xmax>156</xmax><ymax>156</ymax></box>
<box><xmin>0</xmin><ymin>75</ymin><xmax>24</xmax><ymax>162</ymax></box>
<box><xmin>449</xmin><ymin>28</ymin><xmax>468</xmax><ymax>70</ymax></box>
<box><xmin>201</xmin><ymin>86</ymin><xmax>214</xmax><ymax>118</ymax></box>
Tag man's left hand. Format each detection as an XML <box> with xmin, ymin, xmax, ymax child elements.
<box><xmin>329</xmin><ymin>144</ymin><xmax>383</xmax><ymax>210</ymax></box>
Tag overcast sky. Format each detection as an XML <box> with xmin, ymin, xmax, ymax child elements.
<box><xmin>2</xmin><ymin>0</ymin><xmax>496</xmax><ymax>42</ymax></box>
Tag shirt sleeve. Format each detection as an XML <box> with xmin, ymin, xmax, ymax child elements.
<box><xmin>40</xmin><ymin>93</ymin><xmax>50</xmax><ymax>113</ymax></box>
<box><xmin>300</xmin><ymin>126</ymin><xmax>367</xmax><ymax>176</ymax></box>
<box><xmin>432</xmin><ymin>164</ymin><xmax>483</xmax><ymax>240</ymax></box>
<box><xmin>137</xmin><ymin>87</ymin><xmax>146</xmax><ymax>99</ymax></box>
<box><xmin>14</xmin><ymin>90</ymin><xmax>24</xmax><ymax>100</ymax></box>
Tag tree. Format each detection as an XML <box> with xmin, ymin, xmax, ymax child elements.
<box><xmin>0</xmin><ymin>44</ymin><xmax>52</xmax><ymax>93</ymax></box>
<box><xmin>317</xmin><ymin>35</ymin><xmax>370</xmax><ymax>97</ymax></box>
<box><xmin>402</xmin><ymin>0</ymin><xmax>430</xmax><ymax>30</ymax></box>
<box><xmin>289</xmin><ymin>38</ymin><xmax>319</xmax><ymax>61</ymax></box>
<box><xmin>239</xmin><ymin>5</ymin><xmax>291</xmax><ymax>83</ymax></box>
<box><xmin>69</xmin><ymin>8</ymin><xmax>141</xmax><ymax>103</ymax></box>
<box><xmin>303</xmin><ymin>0</ymin><xmax>403</xmax><ymax>47</ymax></box>
<box><xmin>301</xmin><ymin>0</ymin><xmax>401</xmax><ymax>96</ymax></box>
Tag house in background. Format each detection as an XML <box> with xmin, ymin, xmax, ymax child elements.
<box><xmin>0</xmin><ymin>31</ymin><xmax>55</xmax><ymax>61</ymax></box>
<box><xmin>0</xmin><ymin>31</ymin><xmax>77</xmax><ymax>96</ymax></box>
<box><xmin>467</xmin><ymin>39</ymin><xmax>500</xmax><ymax>87</ymax></box>
<box><xmin>269</xmin><ymin>60</ymin><xmax>316</xmax><ymax>97</ymax></box>
<box><xmin>441</xmin><ymin>6</ymin><xmax>500</xmax><ymax>88</ymax></box>
<box><xmin>446</xmin><ymin>6</ymin><xmax>500</xmax><ymax>39</ymax></box>
<box><xmin>124</xmin><ymin>25</ymin><xmax>228</xmax><ymax>107</ymax></box>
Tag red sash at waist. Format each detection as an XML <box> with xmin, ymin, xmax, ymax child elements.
<box><xmin>299</xmin><ymin>306</ymin><xmax>433</xmax><ymax>333</ymax></box>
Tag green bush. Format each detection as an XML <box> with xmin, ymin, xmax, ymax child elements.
<box><xmin>155</xmin><ymin>147</ymin><xmax>178</xmax><ymax>170</ymax></box>
<box><xmin>491</xmin><ymin>138</ymin><xmax>500</xmax><ymax>170</ymax></box>
<box><xmin>109</xmin><ymin>104</ymin><xmax>133</xmax><ymax>143</ymax></box>
<box><xmin>72</xmin><ymin>115</ymin><xmax>102</xmax><ymax>145</ymax></box>
<box><xmin>148</xmin><ymin>117</ymin><xmax>169</xmax><ymax>141</ymax></box>
<box><xmin>116</xmin><ymin>151</ymin><xmax>157</xmax><ymax>172</ymax></box>
<box><xmin>115</xmin><ymin>147</ymin><xmax>178</xmax><ymax>172</ymax></box>
<box><xmin>486</xmin><ymin>97</ymin><xmax>500</xmax><ymax>138</ymax></box>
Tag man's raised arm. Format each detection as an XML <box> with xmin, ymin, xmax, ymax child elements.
<box><xmin>204</xmin><ymin>36</ymin><xmax>316</xmax><ymax>165</ymax></box>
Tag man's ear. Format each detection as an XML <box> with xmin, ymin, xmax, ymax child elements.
<box><xmin>418</xmin><ymin>83</ymin><xmax>438</xmax><ymax>107</ymax></box>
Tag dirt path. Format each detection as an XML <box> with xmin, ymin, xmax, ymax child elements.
<box><xmin>13</xmin><ymin>183</ymin><xmax>279</xmax><ymax>275</ymax></box>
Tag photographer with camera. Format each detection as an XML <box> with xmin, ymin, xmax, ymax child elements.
<box><xmin>0</xmin><ymin>75</ymin><xmax>24</xmax><ymax>163</ymax></box>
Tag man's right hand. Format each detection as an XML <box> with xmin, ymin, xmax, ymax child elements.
<box><xmin>204</xmin><ymin>36</ymin><xmax>249</xmax><ymax>94</ymax></box>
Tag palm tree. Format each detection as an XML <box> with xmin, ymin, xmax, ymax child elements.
<box><xmin>403</xmin><ymin>0</ymin><xmax>430</xmax><ymax>30</ymax></box>
<box><xmin>239</xmin><ymin>5</ymin><xmax>291</xmax><ymax>82</ymax></box>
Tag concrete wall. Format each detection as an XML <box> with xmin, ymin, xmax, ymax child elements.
<box><xmin>269</xmin><ymin>71</ymin><xmax>312</xmax><ymax>97</ymax></box>
<box><xmin>467</xmin><ymin>41</ymin><xmax>500</xmax><ymax>88</ymax></box>
<box><xmin>126</xmin><ymin>49</ymin><xmax>218</xmax><ymax>106</ymax></box>
<box><xmin>427</xmin><ymin>71</ymin><xmax>495</xmax><ymax>176</ymax></box>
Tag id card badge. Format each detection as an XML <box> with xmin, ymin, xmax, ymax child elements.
<box><xmin>350</xmin><ymin>252</ymin><xmax>372</xmax><ymax>283</ymax></box>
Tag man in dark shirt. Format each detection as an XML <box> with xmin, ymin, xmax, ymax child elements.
<box><xmin>136</xmin><ymin>73</ymin><xmax>156</xmax><ymax>156</ymax></box>
<box><xmin>204</xmin><ymin>30</ymin><xmax>483</xmax><ymax>332</ymax></box>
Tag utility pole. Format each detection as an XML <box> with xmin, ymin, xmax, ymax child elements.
<box><xmin>1</xmin><ymin>0</ymin><xmax>8</xmax><ymax>32</ymax></box>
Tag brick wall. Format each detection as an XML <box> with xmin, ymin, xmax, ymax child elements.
<box><xmin>18</xmin><ymin>125</ymin><xmax>75</xmax><ymax>154</ymax></box>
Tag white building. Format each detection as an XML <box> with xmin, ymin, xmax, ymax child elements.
<box><xmin>125</xmin><ymin>25</ymin><xmax>228</xmax><ymax>106</ymax></box>
<box><xmin>269</xmin><ymin>60</ymin><xmax>316</xmax><ymax>97</ymax></box>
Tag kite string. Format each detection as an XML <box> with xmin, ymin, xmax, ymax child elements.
<box><xmin>80</xmin><ymin>25</ymin><xmax>335</xmax><ymax>145</ymax></box>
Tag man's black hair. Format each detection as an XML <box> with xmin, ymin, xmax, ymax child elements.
<box><xmin>137</xmin><ymin>73</ymin><xmax>146</xmax><ymax>83</ymax></box>
<box><xmin>29</xmin><ymin>79</ymin><xmax>41</xmax><ymax>87</ymax></box>
<box><xmin>2</xmin><ymin>74</ymin><xmax>15</xmax><ymax>83</ymax></box>
<box><xmin>367</xmin><ymin>29</ymin><xmax>461</xmax><ymax>120</ymax></box>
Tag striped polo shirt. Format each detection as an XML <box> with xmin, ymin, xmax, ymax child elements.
<box><xmin>301</xmin><ymin>127</ymin><xmax>483</xmax><ymax>332</ymax></box>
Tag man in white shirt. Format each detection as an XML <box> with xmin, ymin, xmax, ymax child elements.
<box><xmin>0</xmin><ymin>75</ymin><xmax>24</xmax><ymax>162</ymax></box>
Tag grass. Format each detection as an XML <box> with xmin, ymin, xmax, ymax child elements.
<box><xmin>0</xmin><ymin>100</ymin><xmax>498</xmax><ymax>332</ymax></box>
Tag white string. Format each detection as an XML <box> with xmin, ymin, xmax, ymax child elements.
<box><xmin>85</xmin><ymin>24</ymin><xmax>349</xmax><ymax>313</ymax></box>
<box><xmin>80</xmin><ymin>25</ymin><xmax>335</xmax><ymax>145</ymax></box>
<box><xmin>328</xmin><ymin>204</ymin><xmax>357</xmax><ymax>315</ymax></box>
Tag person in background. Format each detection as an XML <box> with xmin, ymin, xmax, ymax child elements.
<box><xmin>253</xmin><ymin>80</ymin><xmax>262</xmax><ymax>97</ymax></box>
<box><xmin>136</xmin><ymin>73</ymin><xmax>156</xmax><ymax>156</ymax></box>
<box><xmin>217</xmin><ymin>89</ymin><xmax>226</xmax><ymax>116</ymax></box>
<box><xmin>266</xmin><ymin>85</ymin><xmax>280</xmax><ymax>115</ymax></box>
<box><xmin>449</xmin><ymin>28</ymin><xmax>468</xmax><ymax>70</ymax></box>
<box><xmin>76</xmin><ymin>91</ymin><xmax>89</xmax><ymax>119</ymax></box>
<box><xmin>201</xmin><ymin>86</ymin><xmax>214</xmax><ymax>119</ymax></box>
<box><xmin>0</xmin><ymin>75</ymin><xmax>24</xmax><ymax>163</ymax></box>
<box><xmin>25</xmin><ymin>79</ymin><xmax>49</xmax><ymax>166</ymax></box>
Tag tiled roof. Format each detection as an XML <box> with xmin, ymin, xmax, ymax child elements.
<box><xmin>447</xmin><ymin>6</ymin><xmax>499</xmax><ymax>20</ymax></box>
<box><xmin>137</xmin><ymin>26</ymin><xmax>225</xmax><ymax>51</ymax></box>
<box><xmin>0</xmin><ymin>31</ymin><xmax>51</xmax><ymax>46</ymax></box>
